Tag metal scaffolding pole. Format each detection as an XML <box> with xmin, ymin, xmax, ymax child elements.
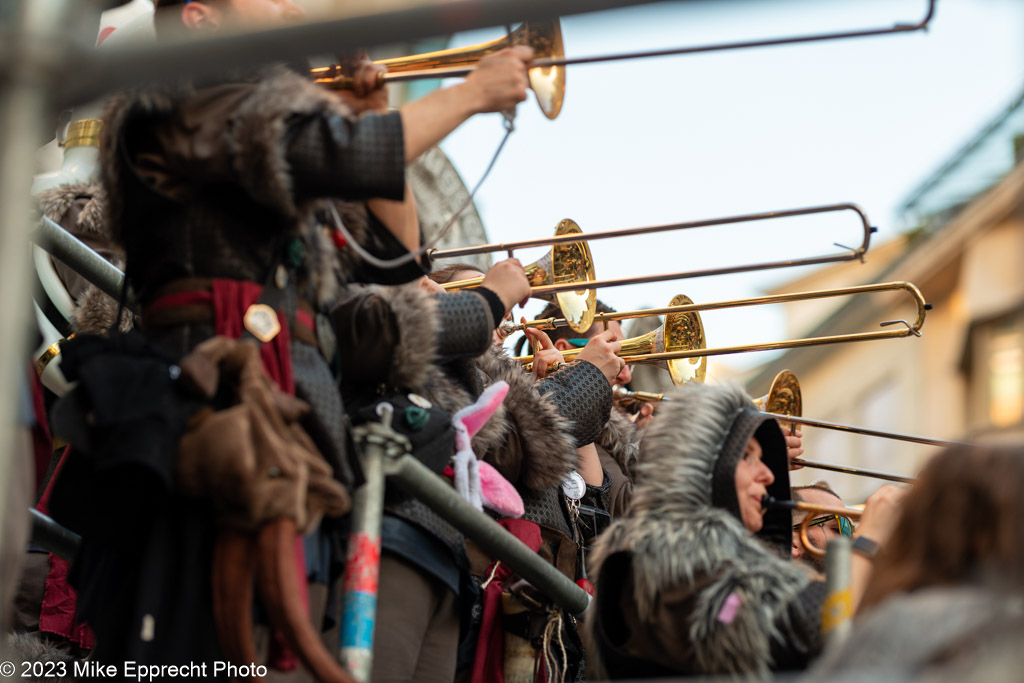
<box><xmin>59</xmin><ymin>0</ymin><xmax>675</xmax><ymax>108</ymax></box>
<box><xmin>34</xmin><ymin>216</ymin><xmax>128</xmax><ymax>303</ymax></box>
<box><xmin>0</xmin><ymin>0</ymin><xmax>92</xmax><ymax>621</ymax></box>
<box><xmin>386</xmin><ymin>454</ymin><xmax>591</xmax><ymax>616</ymax></box>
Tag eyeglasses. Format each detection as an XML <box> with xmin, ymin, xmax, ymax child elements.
<box><xmin>793</xmin><ymin>514</ymin><xmax>853</xmax><ymax>538</ymax></box>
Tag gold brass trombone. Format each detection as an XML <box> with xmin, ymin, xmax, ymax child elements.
<box><xmin>441</xmin><ymin>219</ymin><xmax>597</xmax><ymax>333</ymax></box>
<box><xmin>763</xmin><ymin>495</ymin><xmax>862</xmax><ymax>560</ymax></box>
<box><xmin>518</xmin><ymin>294</ymin><xmax>708</xmax><ymax>385</ymax></box>
<box><xmin>313</xmin><ymin>20</ymin><xmax>566</xmax><ymax>119</ymax></box>
<box><xmin>506</xmin><ymin>282</ymin><xmax>930</xmax><ymax>368</ymax></box>
<box><xmin>754</xmin><ymin>370</ymin><xmax>917</xmax><ymax>484</ymax></box>
<box><xmin>436</xmin><ymin>203</ymin><xmax>876</xmax><ymax>332</ymax></box>
<box><xmin>314</xmin><ymin>2</ymin><xmax>934</xmax><ymax>119</ymax></box>
<box><xmin>433</xmin><ymin>203</ymin><xmax>876</xmax><ymax>296</ymax></box>
<box><xmin>612</xmin><ymin>385</ymin><xmax>669</xmax><ymax>405</ymax></box>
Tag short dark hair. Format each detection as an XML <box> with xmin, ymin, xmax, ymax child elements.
<box><xmin>428</xmin><ymin>262</ymin><xmax>482</xmax><ymax>285</ymax></box>
<box><xmin>512</xmin><ymin>300</ymin><xmax>617</xmax><ymax>355</ymax></box>
<box><xmin>792</xmin><ymin>482</ymin><xmax>842</xmax><ymax>502</ymax></box>
<box><xmin>791</xmin><ymin>483</ymin><xmax>844</xmax><ymax>523</ymax></box>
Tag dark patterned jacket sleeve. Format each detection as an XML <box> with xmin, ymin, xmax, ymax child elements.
<box><xmin>433</xmin><ymin>291</ymin><xmax>495</xmax><ymax>360</ymax></box>
<box><xmin>287</xmin><ymin>111</ymin><xmax>405</xmax><ymax>202</ymax></box>
<box><xmin>332</xmin><ymin>286</ymin><xmax>495</xmax><ymax>391</ymax></box>
<box><xmin>537</xmin><ymin>360</ymin><xmax>613</xmax><ymax>446</ymax></box>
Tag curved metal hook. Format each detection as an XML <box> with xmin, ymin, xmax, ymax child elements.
<box><xmin>880</xmin><ymin>319</ymin><xmax>921</xmax><ymax>337</ymax></box>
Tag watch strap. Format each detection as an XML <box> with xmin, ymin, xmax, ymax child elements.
<box><xmin>852</xmin><ymin>535</ymin><xmax>880</xmax><ymax>559</ymax></box>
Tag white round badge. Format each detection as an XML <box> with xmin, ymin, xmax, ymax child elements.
<box><xmin>561</xmin><ymin>471</ymin><xmax>586</xmax><ymax>501</ymax></box>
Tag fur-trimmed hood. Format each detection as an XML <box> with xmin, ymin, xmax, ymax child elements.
<box><xmin>589</xmin><ymin>382</ymin><xmax>812</xmax><ymax>677</ymax></box>
<box><xmin>99</xmin><ymin>65</ymin><xmax>386</xmax><ymax>308</ymax></box>
<box><xmin>5</xmin><ymin>633</ymin><xmax>75</xmax><ymax>682</ymax></box>
<box><xmin>473</xmin><ymin>347</ymin><xmax>578</xmax><ymax>492</ymax></box>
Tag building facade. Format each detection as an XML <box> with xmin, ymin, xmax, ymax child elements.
<box><xmin>747</xmin><ymin>90</ymin><xmax>1024</xmax><ymax>501</ymax></box>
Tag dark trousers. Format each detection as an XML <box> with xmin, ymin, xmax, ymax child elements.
<box><xmin>371</xmin><ymin>552</ymin><xmax>459</xmax><ymax>683</ymax></box>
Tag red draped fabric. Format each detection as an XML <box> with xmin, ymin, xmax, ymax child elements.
<box><xmin>471</xmin><ymin>518</ymin><xmax>544</xmax><ymax>683</ymax></box>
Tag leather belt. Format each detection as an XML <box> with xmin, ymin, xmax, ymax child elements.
<box><xmin>143</xmin><ymin>277</ymin><xmax>320</xmax><ymax>349</ymax></box>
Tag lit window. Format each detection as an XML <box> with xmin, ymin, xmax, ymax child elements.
<box><xmin>988</xmin><ymin>325</ymin><xmax>1023</xmax><ymax>427</ymax></box>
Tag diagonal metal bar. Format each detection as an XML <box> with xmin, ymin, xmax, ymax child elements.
<box><xmin>385</xmin><ymin>453</ymin><xmax>591</xmax><ymax>616</ymax></box>
<box><xmin>33</xmin><ymin>215</ymin><xmax>129</xmax><ymax>305</ymax></box>
<box><xmin>385</xmin><ymin>0</ymin><xmax>937</xmax><ymax>80</ymax></box>
<box><xmin>54</xmin><ymin>0</ymin><xmax>677</xmax><ymax>107</ymax></box>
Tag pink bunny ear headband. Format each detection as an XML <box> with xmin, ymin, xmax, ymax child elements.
<box><xmin>450</xmin><ymin>381</ymin><xmax>523</xmax><ymax>518</ymax></box>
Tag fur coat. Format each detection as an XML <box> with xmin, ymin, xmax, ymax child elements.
<box><xmin>806</xmin><ymin>585</ymin><xmax>1024</xmax><ymax>683</ymax></box>
<box><xmin>588</xmin><ymin>382</ymin><xmax>824</xmax><ymax>678</ymax></box>
<box><xmin>100</xmin><ymin>65</ymin><xmax>410</xmax><ymax>310</ymax></box>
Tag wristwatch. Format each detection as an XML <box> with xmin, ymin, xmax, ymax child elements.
<box><xmin>852</xmin><ymin>535</ymin><xmax>880</xmax><ymax>560</ymax></box>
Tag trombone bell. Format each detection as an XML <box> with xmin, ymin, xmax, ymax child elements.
<box><xmin>546</xmin><ymin>219</ymin><xmax>595</xmax><ymax>333</ymax></box>
<box><xmin>661</xmin><ymin>294</ymin><xmax>707</xmax><ymax>385</ymax></box>
<box><xmin>377</xmin><ymin>20</ymin><xmax>566</xmax><ymax>119</ymax></box>
<box><xmin>753</xmin><ymin>370</ymin><xmax>802</xmax><ymax>432</ymax></box>
<box><xmin>441</xmin><ymin>219</ymin><xmax>596</xmax><ymax>333</ymax></box>
<box><xmin>519</xmin><ymin>294</ymin><xmax>707</xmax><ymax>384</ymax></box>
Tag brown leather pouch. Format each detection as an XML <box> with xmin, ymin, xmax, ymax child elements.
<box><xmin>174</xmin><ymin>336</ymin><xmax>350</xmax><ymax>532</ymax></box>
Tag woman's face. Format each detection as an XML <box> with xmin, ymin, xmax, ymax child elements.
<box><xmin>734</xmin><ymin>436</ymin><xmax>775</xmax><ymax>533</ymax></box>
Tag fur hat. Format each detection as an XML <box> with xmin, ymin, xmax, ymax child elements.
<box><xmin>588</xmin><ymin>382</ymin><xmax>814</xmax><ymax>676</ymax></box>
<box><xmin>710</xmin><ymin>405</ymin><xmax>792</xmax><ymax>553</ymax></box>
<box><xmin>631</xmin><ymin>382</ymin><xmax>792</xmax><ymax>552</ymax></box>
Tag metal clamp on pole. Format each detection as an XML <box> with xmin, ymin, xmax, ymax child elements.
<box><xmin>384</xmin><ymin>454</ymin><xmax>591</xmax><ymax>617</ymax></box>
<box><xmin>341</xmin><ymin>403</ymin><xmax>410</xmax><ymax>683</ymax></box>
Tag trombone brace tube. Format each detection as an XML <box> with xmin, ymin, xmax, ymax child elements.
<box><xmin>385</xmin><ymin>454</ymin><xmax>591</xmax><ymax>616</ymax></box>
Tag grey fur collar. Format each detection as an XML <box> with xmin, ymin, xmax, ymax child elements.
<box><xmin>5</xmin><ymin>632</ymin><xmax>75</xmax><ymax>680</ymax></box>
<box><xmin>474</xmin><ymin>347</ymin><xmax>578</xmax><ymax>492</ymax></box>
<box><xmin>598</xmin><ymin>408</ymin><xmax>641</xmax><ymax>477</ymax></box>
<box><xmin>589</xmin><ymin>382</ymin><xmax>810</xmax><ymax>676</ymax></box>
<box><xmin>812</xmin><ymin>586</ymin><xmax>1024</xmax><ymax>678</ymax></box>
<box><xmin>418</xmin><ymin>361</ymin><xmax>507</xmax><ymax>466</ymax></box>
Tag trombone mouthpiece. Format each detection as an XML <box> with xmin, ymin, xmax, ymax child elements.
<box><xmin>497</xmin><ymin>321</ymin><xmax>523</xmax><ymax>338</ymax></box>
<box><xmin>761</xmin><ymin>495</ymin><xmax>796</xmax><ymax>510</ymax></box>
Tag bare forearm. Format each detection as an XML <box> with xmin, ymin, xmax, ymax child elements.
<box><xmin>576</xmin><ymin>443</ymin><xmax>604</xmax><ymax>487</ymax></box>
<box><xmin>367</xmin><ymin>184</ymin><xmax>419</xmax><ymax>252</ymax></box>
<box><xmin>849</xmin><ymin>553</ymin><xmax>874</xmax><ymax>612</ymax></box>
<box><xmin>399</xmin><ymin>83</ymin><xmax>480</xmax><ymax>163</ymax></box>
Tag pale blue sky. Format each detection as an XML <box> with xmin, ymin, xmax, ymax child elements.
<box><xmin>441</xmin><ymin>0</ymin><xmax>1024</xmax><ymax>376</ymax></box>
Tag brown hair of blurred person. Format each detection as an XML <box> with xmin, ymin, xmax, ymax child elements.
<box><xmin>859</xmin><ymin>441</ymin><xmax>1024</xmax><ymax>611</ymax></box>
